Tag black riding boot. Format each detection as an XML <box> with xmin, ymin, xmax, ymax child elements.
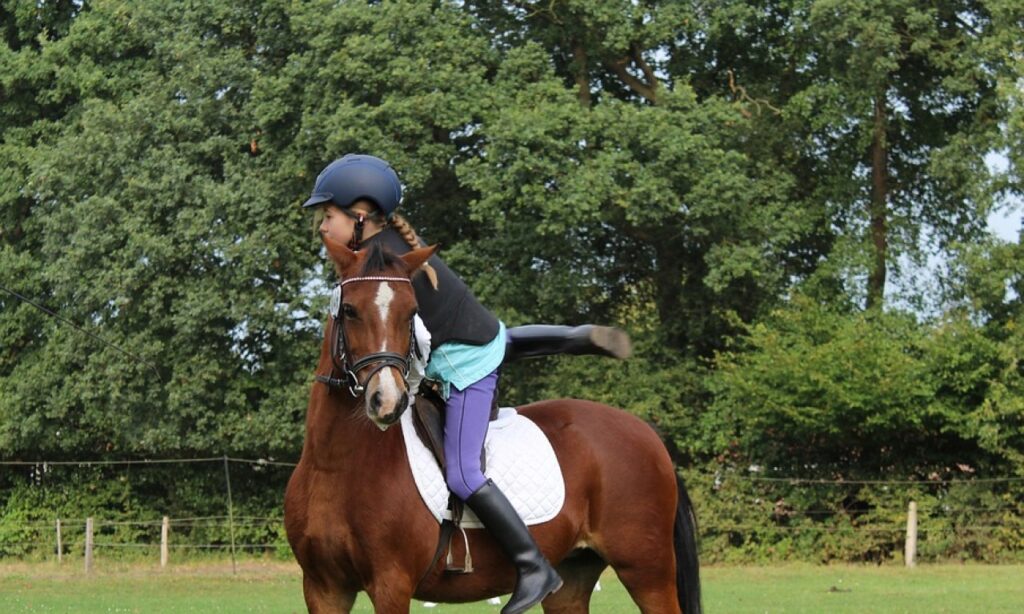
<box><xmin>466</xmin><ymin>480</ymin><xmax>563</xmax><ymax>614</ymax></box>
<box><xmin>504</xmin><ymin>325</ymin><xmax>632</xmax><ymax>362</ymax></box>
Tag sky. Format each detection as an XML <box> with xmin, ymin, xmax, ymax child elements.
<box><xmin>985</xmin><ymin>153</ymin><xmax>1021</xmax><ymax>243</ymax></box>
<box><xmin>987</xmin><ymin>202</ymin><xmax>1022</xmax><ymax>243</ymax></box>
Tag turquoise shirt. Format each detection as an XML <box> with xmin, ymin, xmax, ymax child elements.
<box><xmin>425</xmin><ymin>321</ymin><xmax>507</xmax><ymax>399</ymax></box>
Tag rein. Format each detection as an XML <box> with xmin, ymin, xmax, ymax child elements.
<box><xmin>315</xmin><ymin>275</ymin><xmax>417</xmax><ymax>398</ymax></box>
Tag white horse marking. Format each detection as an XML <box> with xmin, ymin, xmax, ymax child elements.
<box><xmin>375</xmin><ymin>282</ymin><xmax>395</xmax><ymax>335</ymax></box>
<box><xmin>371</xmin><ymin>282</ymin><xmax>402</xmax><ymax>415</ymax></box>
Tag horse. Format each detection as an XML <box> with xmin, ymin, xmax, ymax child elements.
<box><xmin>284</xmin><ymin>236</ymin><xmax>702</xmax><ymax>614</ymax></box>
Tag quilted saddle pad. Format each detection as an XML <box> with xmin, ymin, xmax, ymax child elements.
<box><xmin>400</xmin><ymin>406</ymin><xmax>565</xmax><ymax>528</ymax></box>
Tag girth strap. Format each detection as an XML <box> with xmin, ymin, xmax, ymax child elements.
<box><xmin>415</xmin><ymin>518</ymin><xmax>458</xmax><ymax>591</ymax></box>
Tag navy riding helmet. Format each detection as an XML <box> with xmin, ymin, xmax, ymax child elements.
<box><xmin>302</xmin><ymin>154</ymin><xmax>403</xmax><ymax>217</ymax></box>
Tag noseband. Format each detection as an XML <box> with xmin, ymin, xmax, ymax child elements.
<box><xmin>315</xmin><ymin>275</ymin><xmax>418</xmax><ymax>398</ymax></box>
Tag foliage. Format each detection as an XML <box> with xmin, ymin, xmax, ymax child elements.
<box><xmin>675</xmin><ymin>0</ymin><xmax>1015</xmax><ymax>307</ymax></box>
<box><xmin>706</xmin><ymin>298</ymin><xmax>936</xmax><ymax>474</ymax></box>
<box><xmin>0</xmin><ymin>461</ymin><xmax>291</xmax><ymax>559</ymax></box>
<box><xmin>685</xmin><ymin>467</ymin><xmax>1024</xmax><ymax>564</ymax></box>
<box><xmin>703</xmin><ymin>290</ymin><xmax>1024</xmax><ymax>479</ymax></box>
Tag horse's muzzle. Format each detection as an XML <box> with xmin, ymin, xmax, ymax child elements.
<box><xmin>368</xmin><ymin>391</ymin><xmax>408</xmax><ymax>431</ymax></box>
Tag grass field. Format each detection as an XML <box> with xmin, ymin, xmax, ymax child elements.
<box><xmin>1</xmin><ymin>559</ymin><xmax>1022</xmax><ymax>613</ymax></box>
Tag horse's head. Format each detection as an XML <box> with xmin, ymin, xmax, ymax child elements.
<box><xmin>321</xmin><ymin>234</ymin><xmax>436</xmax><ymax>430</ymax></box>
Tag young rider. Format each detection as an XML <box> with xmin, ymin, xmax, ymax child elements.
<box><xmin>303</xmin><ymin>154</ymin><xmax>629</xmax><ymax>614</ymax></box>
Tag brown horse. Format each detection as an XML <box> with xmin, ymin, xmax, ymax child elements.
<box><xmin>285</xmin><ymin>237</ymin><xmax>701</xmax><ymax>614</ymax></box>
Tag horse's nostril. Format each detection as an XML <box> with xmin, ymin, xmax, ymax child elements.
<box><xmin>370</xmin><ymin>391</ymin><xmax>383</xmax><ymax>413</ymax></box>
<box><xmin>398</xmin><ymin>392</ymin><xmax>409</xmax><ymax>412</ymax></box>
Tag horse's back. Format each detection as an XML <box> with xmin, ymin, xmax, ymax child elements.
<box><xmin>517</xmin><ymin>398</ymin><xmax>678</xmax><ymax>525</ymax></box>
<box><xmin>518</xmin><ymin>398</ymin><xmax>673</xmax><ymax>469</ymax></box>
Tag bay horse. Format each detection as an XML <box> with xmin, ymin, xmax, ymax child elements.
<box><xmin>284</xmin><ymin>237</ymin><xmax>701</xmax><ymax>614</ymax></box>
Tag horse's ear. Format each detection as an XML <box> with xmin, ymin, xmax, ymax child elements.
<box><xmin>401</xmin><ymin>244</ymin><xmax>438</xmax><ymax>274</ymax></box>
<box><xmin>322</xmin><ymin>233</ymin><xmax>357</xmax><ymax>273</ymax></box>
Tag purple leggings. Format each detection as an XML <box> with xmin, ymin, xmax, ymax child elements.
<box><xmin>443</xmin><ymin>370</ymin><xmax>499</xmax><ymax>501</ymax></box>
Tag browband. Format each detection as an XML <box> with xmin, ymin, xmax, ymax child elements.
<box><xmin>340</xmin><ymin>276</ymin><xmax>412</xmax><ymax>287</ymax></box>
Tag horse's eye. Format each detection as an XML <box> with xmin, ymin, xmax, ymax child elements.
<box><xmin>342</xmin><ymin>303</ymin><xmax>358</xmax><ymax>319</ymax></box>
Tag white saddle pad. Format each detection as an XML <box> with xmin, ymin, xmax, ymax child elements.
<box><xmin>400</xmin><ymin>406</ymin><xmax>565</xmax><ymax>528</ymax></box>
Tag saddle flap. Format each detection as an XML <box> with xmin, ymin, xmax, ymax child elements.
<box><xmin>412</xmin><ymin>383</ymin><xmax>448</xmax><ymax>474</ymax></box>
<box><xmin>411</xmin><ymin>381</ymin><xmax>490</xmax><ymax>477</ymax></box>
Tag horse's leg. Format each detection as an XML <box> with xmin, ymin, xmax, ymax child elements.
<box><xmin>611</xmin><ymin>561</ymin><xmax>681</xmax><ymax>614</ymax></box>
<box><xmin>365</xmin><ymin>575</ymin><xmax>416</xmax><ymax>614</ymax></box>
<box><xmin>541</xmin><ymin>549</ymin><xmax>607</xmax><ymax>614</ymax></box>
<box><xmin>302</xmin><ymin>574</ymin><xmax>357</xmax><ymax>614</ymax></box>
<box><xmin>598</xmin><ymin>478</ymin><xmax>682</xmax><ymax>613</ymax></box>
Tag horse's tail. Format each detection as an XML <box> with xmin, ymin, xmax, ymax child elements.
<box><xmin>674</xmin><ymin>475</ymin><xmax>702</xmax><ymax>614</ymax></box>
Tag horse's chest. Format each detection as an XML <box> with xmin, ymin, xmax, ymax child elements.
<box><xmin>300</xmin><ymin>467</ymin><xmax>402</xmax><ymax>531</ymax></box>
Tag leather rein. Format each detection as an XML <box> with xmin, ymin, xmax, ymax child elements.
<box><xmin>315</xmin><ymin>275</ymin><xmax>419</xmax><ymax>397</ymax></box>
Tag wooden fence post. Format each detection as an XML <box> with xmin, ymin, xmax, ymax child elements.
<box><xmin>56</xmin><ymin>518</ymin><xmax>62</xmax><ymax>564</ymax></box>
<box><xmin>905</xmin><ymin>500</ymin><xmax>917</xmax><ymax>568</ymax></box>
<box><xmin>161</xmin><ymin>516</ymin><xmax>169</xmax><ymax>568</ymax></box>
<box><xmin>223</xmin><ymin>455</ymin><xmax>238</xmax><ymax>575</ymax></box>
<box><xmin>84</xmin><ymin>517</ymin><xmax>94</xmax><ymax>573</ymax></box>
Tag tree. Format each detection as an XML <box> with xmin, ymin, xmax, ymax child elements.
<box><xmin>705</xmin><ymin>297</ymin><xmax>969</xmax><ymax>476</ymax></box>
<box><xmin>459</xmin><ymin>1</ymin><xmax>806</xmax><ymax>356</ymax></box>
<box><xmin>1</xmin><ymin>0</ymin><xmax>312</xmax><ymax>457</ymax></box>
<box><xmin>675</xmin><ymin>0</ymin><xmax>1016</xmax><ymax>309</ymax></box>
<box><xmin>940</xmin><ymin>236</ymin><xmax>1024</xmax><ymax>474</ymax></box>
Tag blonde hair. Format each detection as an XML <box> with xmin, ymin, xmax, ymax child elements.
<box><xmin>311</xmin><ymin>207</ymin><xmax>325</xmax><ymax>238</ymax></box>
<box><xmin>390</xmin><ymin>213</ymin><xmax>438</xmax><ymax>289</ymax></box>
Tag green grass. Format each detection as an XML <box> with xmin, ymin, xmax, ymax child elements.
<box><xmin>1</xmin><ymin>559</ymin><xmax>1021</xmax><ymax>613</ymax></box>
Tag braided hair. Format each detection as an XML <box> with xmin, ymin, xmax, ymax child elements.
<box><xmin>390</xmin><ymin>213</ymin><xmax>439</xmax><ymax>289</ymax></box>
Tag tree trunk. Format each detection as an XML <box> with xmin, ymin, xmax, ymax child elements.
<box><xmin>572</xmin><ymin>42</ymin><xmax>591</xmax><ymax>108</ymax></box>
<box><xmin>867</xmin><ymin>93</ymin><xmax>889</xmax><ymax>309</ymax></box>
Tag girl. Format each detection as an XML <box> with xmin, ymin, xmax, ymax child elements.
<box><xmin>303</xmin><ymin>154</ymin><xmax>629</xmax><ymax>614</ymax></box>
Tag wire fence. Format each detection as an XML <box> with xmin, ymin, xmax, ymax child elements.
<box><xmin>0</xmin><ymin>455</ymin><xmax>297</xmax><ymax>572</ymax></box>
<box><xmin>2</xmin><ymin>457</ymin><xmax>1022</xmax><ymax>568</ymax></box>
<box><xmin>685</xmin><ymin>469</ymin><xmax>1024</xmax><ymax>564</ymax></box>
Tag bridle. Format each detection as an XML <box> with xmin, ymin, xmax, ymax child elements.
<box><xmin>315</xmin><ymin>275</ymin><xmax>419</xmax><ymax>398</ymax></box>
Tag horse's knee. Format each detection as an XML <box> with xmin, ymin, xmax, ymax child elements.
<box><xmin>302</xmin><ymin>575</ymin><xmax>356</xmax><ymax>614</ymax></box>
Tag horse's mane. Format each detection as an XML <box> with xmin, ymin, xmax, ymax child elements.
<box><xmin>359</xmin><ymin>242</ymin><xmax>404</xmax><ymax>277</ymax></box>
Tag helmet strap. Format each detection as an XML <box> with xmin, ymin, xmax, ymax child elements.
<box><xmin>349</xmin><ymin>213</ymin><xmax>366</xmax><ymax>251</ymax></box>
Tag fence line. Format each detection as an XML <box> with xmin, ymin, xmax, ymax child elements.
<box><xmin>707</xmin><ymin>524</ymin><xmax>1011</xmax><ymax>533</ymax></box>
<box><xmin>7</xmin><ymin>516</ymin><xmax>283</xmax><ymax>529</ymax></box>
<box><xmin>731</xmin><ymin>475</ymin><xmax>1024</xmax><ymax>484</ymax></box>
<box><xmin>6</xmin><ymin>506</ymin><xmax>1019</xmax><ymax>533</ymax></box>
<box><xmin>5</xmin><ymin>457</ymin><xmax>1024</xmax><ymax>482</ymax></box>
<box><xmin>2</xmin><ymin>459</ymin><xmax>1021</xmax><ymax>566</ymax></box>
<box><xmin>0</xmin><ymin>457</ymin><xmax>298</xmax><ymax>467</ymax></box>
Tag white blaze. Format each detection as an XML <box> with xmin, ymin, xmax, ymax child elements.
<box><xmin>375</xmin><ymin>282</ymin><xmax>395</xmax><ymax>330</ymax></box>
<box><xmin>370</xmin><ymin>282</ymin><xmax>402</xmax><ymax>420</ymax></box>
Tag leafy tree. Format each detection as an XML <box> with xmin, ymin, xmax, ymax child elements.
<box><xmin>1</xmin><ymin>0</ymin><xmax>311</xmax><ymax>457</ymax></box>
<box><xmin>940</xmin><ymin>237</ymin><xmax>1024</xmax><ymax>474</ymax></box>
<box><xmin>459</xmin><ymin>2</ymin><xmax>806</xmax><ymax>357</ymax></box>
<box><xmin>676</xmin><ymin>0</ymin><xmax>1016</xmax><ymax>308</ymax></box>
<box><xmin>705</xmin><ymin>297</ymin><xmax>968</xmax><ymax>476</ymax></box>
<box><xmin>1</xmin><ymin>0</ymin><xmax>1020</xmax><ymax>488</ymax></box>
